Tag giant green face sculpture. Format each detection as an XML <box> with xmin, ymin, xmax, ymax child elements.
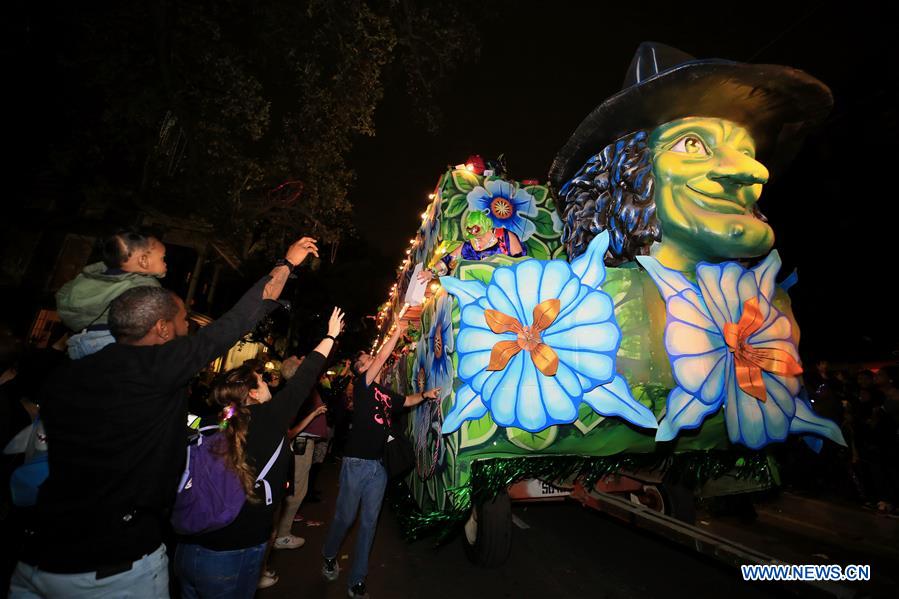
<box><xmin>649</xmin><ymin>117</ymin><xmax>772</xmax><ymax>272</ymax></box>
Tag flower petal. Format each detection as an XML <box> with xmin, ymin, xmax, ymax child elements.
<box><xmin>440</xmin><ymin>276</ymin><xmax>486</xmax><ymax>310</ymax></box>
<box><xmin>458</xmin><ymin>349</ymin><xmax>491</xmax><ymax>381</ymax></box>
<box><xmin>487</xmin><ymin>340</ymin><xmax>522</xmax><ymax>371</ymax></box>
<box><xmin>515</xmin><ymin>260</ymin><xmax>544</xmax><ymax>320</ymax></box>
<box><xmin>570</xmin><ymin>230</ymin><xmax>609</xmax><ymax>289</ymax></box>
<box><xmin>441</xmin><ymin>385</ymin><xmax>488</xmax><ymax>434</ymax></box>
<box><xmin>490</xmin><ymin>268</ymin><xmax>526</xmax><ymax>322</ymax></box>
<box><xmin>552</xmin><ymin>348</ymin><xmax>615</xmax><ymax>387</ymax></box>
<box><xmin>582</xmin><ymin>375</ymin><xmax>658</xmax><ymax>429</ymax></box>
<box><xmin>507</xmin><ymin>217</ymin><xmax>537</xmax><ymax>242</ymax></box>
<box><xmin>724</xmin><ymin>368</ymin><xmax>790</xmax><ymax>449</ymax></box>
<box><xmin>789</xmin><ymin>398</ymin><xmax>847</xmax><ymax>446</ymax></box>
<box><xmin>637</xmin><ymin>256</ymin><xmax>698</xmax><ymax>301</ymax></box>
<box><xmin>655</xmin><ymin>387</ymin><xmax>723</xmax><ymax>442</ymax></box>
<box><xmin>514</xmin><ymin>358</ymin><xmax>547</xmax><ymax>431</ymax></box>
<box><xmin>543</xmin><ymin>321</ymin><xmax>620</xmax><ymax>353</ymax></box>
<box><xmin>669</xmin><ymin>290</ymin><xmax>716</xmax><ymax>333</ymax></box>
<box><xmin>537</xmin><ymin>370</ymin><xmax>579</xmax><ymax>423</ymax></box>
<box><xmin>537</xmin><ymin>261</ymin><xmax>574</xmax><ymax>304</ymax></box>
<box><xmin>544</xmin><ymin>290</ymin><xmax>614</xmax><ymax>336</ymax></box>
<box><xmin>752</xmin><ymin>251</ymin><xmax>781</xmax><ymax>302</ymax></box>
<box><xmin>458</xmin><ymin>326</ymin><xmax>513</xmax><ymax>353</ymax></box>
<box><xmin>671</xmin><ymin>348</ymin><xmax>728</xmax><ymax>397</ymax></box>
<box><xmin>666</xmin><ymin>320</ymin><xmax>726</xmax><ymax>357</ymax></box>
<box><xmin>487</xmin><ymin>352</ymin><xmax>526</xmax><ymax>426</ymax></box>
<box><xmin>696</xmin><ymin>262</ymin><xmax>751</xmax><ymax>331</ymax></box>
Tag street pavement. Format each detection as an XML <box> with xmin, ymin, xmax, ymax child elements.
<box><xmin>263</xmin><ymin>461</ymin><xmax>892</xmax><ymax>599</ymax></box>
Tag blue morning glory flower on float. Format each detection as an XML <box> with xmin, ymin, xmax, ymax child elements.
<box><xmin>424</xmin><ymin>290</ymin><xmax>455</xmax><ymax>400</ymax></box>
<box><xmin>411</xmin><ymin>334</ymin><xmax>429</xmax><ymax>394</ymax></box>
<box><xmin>467</xmin><ymin>179</ymin><xmax>538</xmax><ymax>241</ymax></box>
<box><xmin>636</xmin><ymin>252</ymin><xmax>846</xmax><ymax>450</ymax></box>
<box><xmin>440</xmin><ymin>232</ymin><xmax>658</xmax><ymax>433</ymax></box>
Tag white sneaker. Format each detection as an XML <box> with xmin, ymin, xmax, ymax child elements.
<box><xmin>257</xmin><ymin>572</ymin><xmax>278</xmax><ymax>589</ymax></box>
<box><xmin>273</xmin><ymin>534</ymin><xmax>305</xmax><ymax>549</ymax></box>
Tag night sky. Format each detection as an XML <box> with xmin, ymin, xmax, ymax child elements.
<box><xmin>348</xmin><ymin>0</ymin><xmax>898</xmax><ymax>363</ymax></box>
<box><xmin>6</xmin><ymin>1</ymin><xmax>896</xmax><ymax>362</ymax></box>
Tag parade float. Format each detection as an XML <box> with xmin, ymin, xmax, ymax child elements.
<box><xmin>370</xmin><ymin>42</ymin><xmax>845</xmax><ymax>566</ymax></box>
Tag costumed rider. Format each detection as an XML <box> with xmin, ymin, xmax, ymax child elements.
<box><xmin>418</xmin><ymin>210</ymin><xmax>525</xmax><ymax>283</ymax></box>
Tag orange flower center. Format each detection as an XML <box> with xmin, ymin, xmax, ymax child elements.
<box><xmin>484</xmin><ymin>299</ymin><xmax>561</xmax><ymax>376</ymax></box>
<box><xmin>490</xmin><ymin>197</ymin><xmax>513</xmax><ymax>219</ymax></box>
<box><xmin>434</xmin><ymin>327</ymin><xmax>444</xmax><ymax>359</ymax></box>
<box><xmin>724</xmin><ymin>297</ymin><xmax>803</xmax><ymax>403</ymax></box>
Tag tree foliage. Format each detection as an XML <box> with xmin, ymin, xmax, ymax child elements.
<box><xmin>42</xmin><ymin>0</ymin><xmax>479</xmax><ymax>258</ymax></box>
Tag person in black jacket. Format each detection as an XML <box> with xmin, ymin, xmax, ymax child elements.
<box><xmin>174</xmin><ymin>307</ymin><xmax>344</xmax><ymax>599</ymax></box>
<box><xmin>9</xmin><ymin>237</ymin><xmax>319</xmax><ymax>599</ymax></box>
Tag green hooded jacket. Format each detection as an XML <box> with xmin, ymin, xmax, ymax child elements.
<box><xmin>55</xmin><ymin>262</ymin><xmax>162</xmax><ymax>331</ymax></box>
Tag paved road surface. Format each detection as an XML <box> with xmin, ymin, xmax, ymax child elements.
<box><xmin>262</xmin><ymin>462</ymin><xmax>790</xmax><ymax>599</ymax></box>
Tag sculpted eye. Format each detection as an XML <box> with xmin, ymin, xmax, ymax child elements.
<box><xmin>670</xmin><ymin>135</ymin><xmax>710</xmax><ymax>156</ymax></box>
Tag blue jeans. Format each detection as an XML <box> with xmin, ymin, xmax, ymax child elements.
<box><xmin>9</xmin><ymin>544</ymin><xmax>168</xmax><ymax>598</ymax></box>
<box><xmin>67</xmin><ymin>329</ymin><xmax>116</xmax><ymax>360</ymax></box>
<box><xmin>174</xmin><ymin>542</ymin><xmax>267</xmax><ymax>599</ymax></box>
<box><xmin>322</xmin><ymin>457</ymin><xmax>388</xmax><ymax>587</ymax></box>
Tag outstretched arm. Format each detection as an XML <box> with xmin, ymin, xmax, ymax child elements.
<box><xmin>274</xmin><ymin>308</ymin><xmax>345</xmax><ymax>426</ymax></box>
<box><xmin>364</xmin><ymin>319</ymin><xmax>407</xmax><ymax>387</ymax></box>
<box><xmin>403</xmin><ymin>387</ymin><xmax>441</xmax><ymax>408</ymax></box>
<box><xmin>159</xmin><ymin>237</ymin><xmax>319</xmax><ymax>388</ymax></box>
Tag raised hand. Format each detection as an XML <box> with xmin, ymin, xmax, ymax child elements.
<box><xmin>328</xmin><ymin>307</ymin><xmax>345</xmax><ymax>339</ymax></box>
<box><xmin>285</xmin><ymin>237</ymin><xmax>319</xmax><ymax>267</ymax></box>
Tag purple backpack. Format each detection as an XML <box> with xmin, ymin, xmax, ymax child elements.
<box><xmin>171</xmin><ymin>426</ymin><xmax>284</xmax><ymax>535</ymax></box>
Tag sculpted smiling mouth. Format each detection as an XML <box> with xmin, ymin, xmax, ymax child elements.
<box><xmin>683</xmin><ymin>183</ymin><xmax>750</xmax><ymax>215</ymax></box>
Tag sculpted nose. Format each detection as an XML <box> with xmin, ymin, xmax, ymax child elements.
<box><xmin>708</xmin><ymin>146</ymin><xmax>769</xmax><ymax>187</ymax></box>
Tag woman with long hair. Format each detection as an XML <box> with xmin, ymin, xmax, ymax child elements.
<box><xmin>174</xmin><ymin>307</ymin><xmax>344</xmax><ymax>599</ymax></box>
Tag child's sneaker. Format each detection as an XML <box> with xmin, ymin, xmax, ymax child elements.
<box><xmin>348</xmin><ymin>581</ymin><xmax>370</xmax><ymax>598</ymax></box>
<box><xmin>322</xmin><ymin>557</ymin><xmax>340</xmax><ymax>582</ymax></box>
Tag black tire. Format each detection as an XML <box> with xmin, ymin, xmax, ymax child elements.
<box><xmin>659</xmin><ymin>479</ymin><xmax>696</xmax><ymax>525</ymax></box>
<box><xmin>462</xmin><ymin>491</ymin><xmax>512</xmax><ymax>567</ymax></box>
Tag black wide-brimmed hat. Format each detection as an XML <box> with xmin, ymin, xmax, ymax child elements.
<box><xmin>549</xmin><ymin>42</ymin><xmax>833</xmax><ymax>190</ymax></box>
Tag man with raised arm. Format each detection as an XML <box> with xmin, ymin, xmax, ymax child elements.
<box><xmin>321</xmin><ymin>318</ymin><xmax>440</xmax><ymax>599</ymax></box>
<box><xmin>10</xmin><ymin>238</ymin><xmax>319</xmax><ymax>599</ymax></box>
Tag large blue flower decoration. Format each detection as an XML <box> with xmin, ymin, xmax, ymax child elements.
<box><xmin>440</xmin><ymin>232</ymin><xmax>658</xmax><ymax>433</ymax></box>
<box><xmin>424</xmin><ymin>290</ymin><xmax>455</xmax><ymax>400</ymax></box>
<box><xmin>636</xmin><ymin>252</ymin><xmax>846</xmax><ymax>450</ymax></box>
<box><xmin>467</xmin><ymin>179</ymin><xmax>538</xmax><ymax>241</ymax></box>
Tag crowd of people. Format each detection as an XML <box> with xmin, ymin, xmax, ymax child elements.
<box><xmin>1</xmin><ymin>229</ymin><xmax>438</xmax><ymax>599</ymax></box>
<box><xmin>802</xmin><ymin>361</ymin><xmax>899</xmax><ymax>514</ymax></box>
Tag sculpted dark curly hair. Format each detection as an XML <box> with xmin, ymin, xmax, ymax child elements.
<box><xmin>557</xmin><ymin>129</ymin><xmax>770</xmax><ymax>265</ymax></box>
<box><xmin>557</xmin><ymin>130</ymin><xmax>659</xmax><ymax>265</ymax></box>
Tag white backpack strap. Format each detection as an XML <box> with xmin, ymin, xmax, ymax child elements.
<box><xmin>178</xmin><ymin>426</ymin><xmax>222</xmax><ymax>493</ymax></box>
<box><xmin>254</xmin><ymin>438</ymin><xmax>285</xmax><ymax>506</ymax></box>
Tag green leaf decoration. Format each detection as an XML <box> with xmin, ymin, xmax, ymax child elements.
<box><xmin>506</xmin><ymin>426</ymin><xmax>558</xmax><ymax>451</ymax></box>
<box><xmin>444</xmin><ymin>193</ymin><xmax>468</xmax><ymax>218</ymax></box>
<box><xmin>525</xmin><ymin>236</ymin><xmax>552</xmax><ymax>260</ymax></box>
<box><xmin>440</xmin><ymin>218</ymin><xmax>460</xmax><ymax>242</ymax></box>
<box><xmin>524</xmin><ymin>184</ymin><xmax>548</xmax><ymax>205</ymax></box>
<box><xmin>602</xmin><ymin>269</ymin><xmax>632</xmax><ymax>300</ymax></box>
<box><xmin>552</xmin><ymin>245</ymin><xmax>568</xmax><ymax>260</ymax></box>
<box><xmin>457</xmin><ymin>261</ymin><xmax>497</xmax><ymax>286</ymax></box>
<box><xmin>528</xmin><ymin>208</ymin><xmax>557</xmax><ymax>239</ymax></box>
<box><xmin>460</xmin><ymin>412</ymin><xmax>498</xmax><ymax>448</ymax></box>
<box><xmin>451</xmin><ymin>169</ymin><xmax>481</xmax><ymax>194</ymax></box>
<box><xmin>574</xmin><ymin>402</ymin><xmax>605</xmax><ymax>435</ymax></box>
